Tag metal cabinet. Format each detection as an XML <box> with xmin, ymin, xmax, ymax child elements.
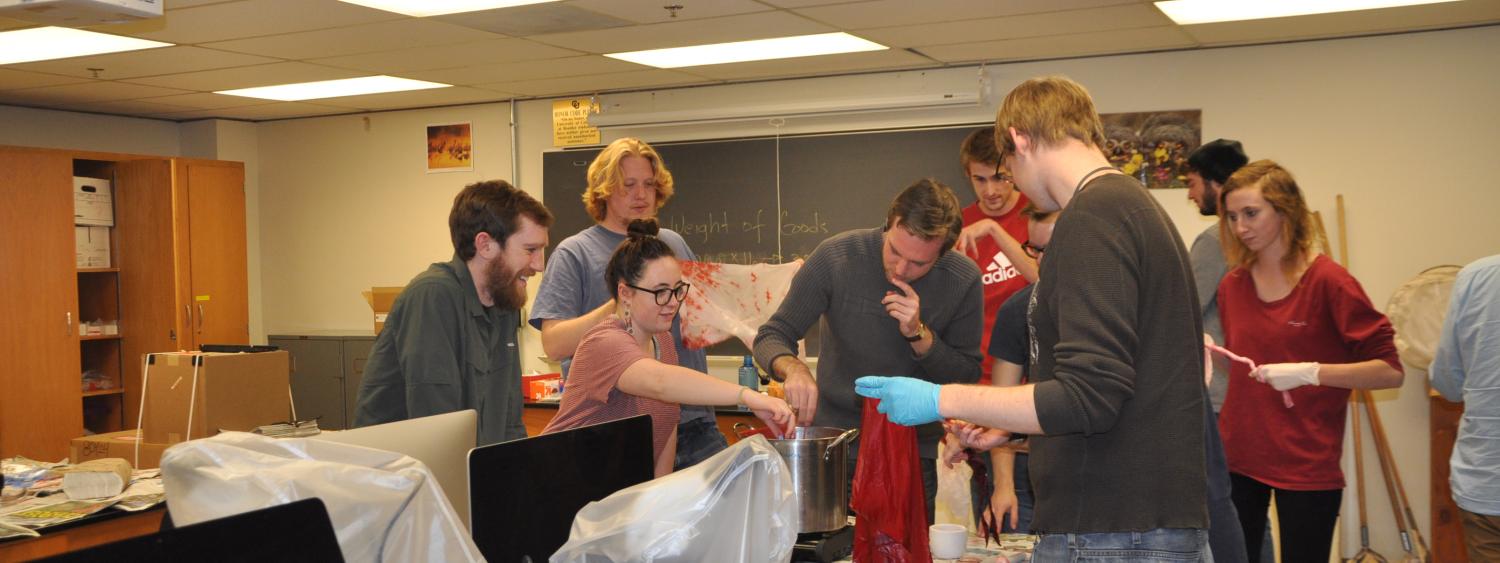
<box><xmin>269</xmin><ymin>333</ymin><xmax>374</xmax><ymax>430</ymax></box>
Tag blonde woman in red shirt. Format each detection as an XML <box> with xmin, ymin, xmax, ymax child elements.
<box><xmin>1215</xmin><ymin>160</ymin><xmax>1403</xmax><ymax>562</ymax></box>
<box><xmin>543</xmin><ymin>218</ymin><xmax>795</xmax><ymax>477</ymax></box>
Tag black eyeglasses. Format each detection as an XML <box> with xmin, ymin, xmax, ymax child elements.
<box><xmin>626</xmin><ymin>282</ymin><xmax>691</xmax><ymax>305</ymax></box>
<box><xmin>1022</xmin><ymin>240</ymin><xmax>1045</xmax><ymax>259</ymax></box>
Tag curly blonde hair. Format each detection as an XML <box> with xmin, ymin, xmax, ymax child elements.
<box><xmin>582</xmin><ymin>138</ymin><xmax>675</xmax><ymax>223</ymax></box>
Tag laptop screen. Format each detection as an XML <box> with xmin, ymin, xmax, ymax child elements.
<box><xmin>468</xmin><ymin>414</ymin><xmax>653</xmax><ymax>563</ymax></box>
<box><xmin>38</xmin><ymin>498</ymin><xmax>344</xmax><ymax>563</ymax></box>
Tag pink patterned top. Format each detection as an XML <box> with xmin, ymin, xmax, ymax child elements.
<box><xmin>542</xmin><ymin>316</ymin><xmax>681</xmax><ymax>462</ymax></box>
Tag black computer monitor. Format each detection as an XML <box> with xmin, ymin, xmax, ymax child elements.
<box><xmin>36</xmin><ymin>498</ymin><xmax>344</xmax><ymax>563</ymax></box>
<box><xmin>468</xmin><ymin>414</ymin><xmax>654</xmax><ymax>563</ymax></box>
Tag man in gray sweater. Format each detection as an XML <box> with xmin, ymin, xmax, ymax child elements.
<box><xmin>857</xmin><ymin>76</ymin><xmax>1211</xmax><ymax>560</ymax></box>
<box><xmin>754</xmin><ymin>178</ymin><xmax>984</xmax><ymax>522</ymax></box>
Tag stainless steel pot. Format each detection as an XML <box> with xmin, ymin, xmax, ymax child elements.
<box><xmin>765</xmin><ymin>426</ymin><xmax>859</xmax><ymax>533</ymax></box>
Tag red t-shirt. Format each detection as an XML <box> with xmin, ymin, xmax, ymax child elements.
<box><xmin>1217</xmin><ymin>255</ymin><xmax>1400</xmax><ymax>490</ymax></box>
<box><xmin>543</xmin><ymin>317</ymin><xmax>681</xmax><ymax>462</ymax></box>
<box><xmin>960</xmin><ymin>198</ymin><xmax>1031</xmax><ymax>383</ymax></box>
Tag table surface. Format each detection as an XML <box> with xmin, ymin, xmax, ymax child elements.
<box><xmin>0</xmin><ymin>506</ymin><xmax>165</xmax><ymax>561</ymax></box>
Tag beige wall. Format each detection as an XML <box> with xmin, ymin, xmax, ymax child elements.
<box><xmin>3</xmin><ymin>23</ymin><xmax>1495</xmax><ymax>559</ymax></box>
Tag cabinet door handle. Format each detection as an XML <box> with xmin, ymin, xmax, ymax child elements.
<box><xmin>65</xmin><ymin>312</ymin><xmax>72</xmax><ymax>336</ymax></box>
<box><xmin>184</xmin><ymin>305</ymin><xmax>192</xmax><ymax>332</ymax></box>
<box><xmin>197</xmin><ymin>303</ymin><xmax>205</xmax><ymax>332</ymax></box>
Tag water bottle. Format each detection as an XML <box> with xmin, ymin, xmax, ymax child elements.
<box><xmin>737</xmin><ymin>356</ymin><xmax>760</xmax><ymax>410</ymax></box>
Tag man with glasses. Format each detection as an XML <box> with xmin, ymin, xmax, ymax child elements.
<box><xmin>529</xmin><ymin>137</ymin><xmax>727</xmax><ymax>470</ymax></box>
<box><xmin>856</xmin><ymin>76</ymin><xmax>1213</xmax><ymax>560</ymax></box>
<box><xmin>951</xmin><ymin>126</ymin><xmax>1038</xmax><ymax>534</ymax></box>
<box><xmin>755</xmin><ymin>178</ymin><xmax>984</xmax><ymax>524</ymax></box>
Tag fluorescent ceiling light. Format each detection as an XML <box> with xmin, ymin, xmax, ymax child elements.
<box><xmin>1155</xmin><ymin>0</ymin><xmax>1461</xmax><ymax>25</ymax></box>
<box><xmin>605</xmin><ymin>32</ymin><xmax>887</xmax><ymax>69</ymax></box>
<box><xmin>0</xmin><ymin>27</ymin><xmax>172</xmax><ymax>65</ymax></box>
<box><xmin>337</xmin><ymin>0</ymin><xmax>561</xmax><ymax>17</ymax></box>
<box><xmin>216</xmin><ymin>76</ymin><xmax>450</xmax><ymax>101</ymax></box>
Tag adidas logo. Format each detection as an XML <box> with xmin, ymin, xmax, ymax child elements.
<box><xmin>982</xmin><ymin>252</ymin><xmax>1018</xmax><ymax>284</ymax></box>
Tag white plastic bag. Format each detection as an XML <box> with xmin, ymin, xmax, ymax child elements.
<box><xmin>160</xmin><ymin>432</ymin><xmax>482</xmax><ymax>563</ymax></box>
<box><xmin>934</xmin><ymin>438</ymin><xmax>975</xmax><ymax>530</ymax></box>
<box><xmin>679</xmin><ymin>260</ymin><xmax>803</xmax><ymax>350</ymax></box>
<box><xmin>550</xmin><ymin>435</ymin><xmax>798</xmax><ymax>563</ymax></box>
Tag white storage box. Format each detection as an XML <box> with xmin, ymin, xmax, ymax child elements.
<box><xmin>75</xmin><ymin>226</ymin><xmax>110</xmax><ymax>268</ymax></box>
<box><xmin>74</xmin><ymin>176</ymin><xmax>113</xmax><ymax>226</ymax></box>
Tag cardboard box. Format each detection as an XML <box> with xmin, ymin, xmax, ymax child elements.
<box><xmin>363</xmin><ymin>287</ymin><xmax>404</xmax><ymax>333</ymax></box>
<box><xmin>522</xmin><ymin>373</ymin><xmax>562</xmax><ymax>401</ymax></box>
<box><xmin>70</xmin><ymin>430</ymin><xmax>171</xmax><ymax>469</ymax></box>
<box><xmin>73</xmin><ymin>176</ymin><xmax>113</xmax><ymax>226</ymax></box>
<box><xmin>140</xmin><ymin>351</ymin><xmax>292</xmax><ymax>444</ymax></box>
<box><xmin>75</xmin><ymin>226</ymin><xmax>110</xmax><ymax>268</ymax></box>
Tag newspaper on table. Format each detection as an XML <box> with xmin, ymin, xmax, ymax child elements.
<box><xmin>3</xmin><ymin>499</ymin><xmax>115</xmax><ymax>528</ymax></box>
<box><xmin>0</xmin><ymin>469</ymin><xmax>165</xmax><ymax>533</ymax></box>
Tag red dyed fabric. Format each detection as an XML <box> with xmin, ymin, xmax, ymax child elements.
<box><xmin>852</xmin><ymin>397</ymin><xmax>930</xmax><ymax>562</ymax></box>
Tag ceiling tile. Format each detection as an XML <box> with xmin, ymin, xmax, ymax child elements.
<box><xmin>434</xmin><ymin>2</ymin><xmax>633</xmax><ymax>36</ymax></box>
<box><xmin>309</xmin><ymin>38</ymin><xmax>580</xmax><ymax>73</ymax></box>
<box><xmin>79</xmin><ymin>98</ymin><xmax>201</xmax><ymax>114</ymax></box>
<box><xmin>792</xmin><ymin>0</ymin><xmax>1135</xmax><ymax>29</ymax></box>
<box><xmin>164</xmin><ymin>0</ymin><xmax>243</xmax><ymax>8</ymax></box>
<box><xmin>686</xmin><ymin>48</ymin><xmax>933</xmax><ymax>80</ymax></box>
<box><xmin>858</xmin><ymin>4</ymin><xmax>1175</xmax><ymax>48</ymax></box>
<box><xmin>528</xmin><ymin>10</ymin><xmax>831</xmax><ymax>54</ymax></box>
<box><xmin>98</xmin><ymin>0</ymin><xmax>405</xmax><ymax>45</ymax></box>
<box><xmin>153</xmin><ymin>101</ymin><xmax>352</xmax><ymax>121</ymax></box>
<box><xmin>477</xmin><ymin>69</ymin><xmax>706</xmax><ymax>97</ymax></box>
<box><xmin>0</xmin><ymin>81</ymin><xmax>193</xmax><ymax>105</ymax></box>
<box><xmin>309</xmin><ymin>85</ymin><xmax>514</xmax><ymax>110</ymax></box>
<box><xmin>919</xmin><ymin>25</ymin><xmax>1197</xmax><ymax>64</ymax></box>
<box><xmin>201</xmin><ymin>18</ymin><xmax>504</xmax><ymax>60</ymax></box>
<box><xmin>569</xmin><ymin>0</ymin><xmax>773</xmax><ymax>24</ymax></box>
<box><xmin>121</xmin><ymin>62</ymin><xmax>366</xmax><ymax>91</ymax></box>
<box><xmin>0</xmin><ymin>69</ymin><xmax>90</xmax><ymax>90</ymax></box>
<box><xmin>12</xmin><ymin>46</ymin><xmax>278</xmax><ymax>80</ymax></box>
<box><xmin>1179</xmin><ymin>1</ymin><xmax>1500</xmax><ymax>46</ymax></box>
<box><xmin>402</xmin><ymin>55</ymin><xmax>641</xmax><ymax>86</ymax></box>
<box><xmin>758</xmin><ymin>0</ymin><xmax>866</xmax><ymax>7</ymax></box>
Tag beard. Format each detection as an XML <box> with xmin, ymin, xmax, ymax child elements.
<box><xmin>1198</xmin><ymin>191</ymin><xmax>1219</xmax><ymax>217</ymax></box>
<box><xmin>485</xmin><ymin>257</ymin><xmax>528</xmax><ymax>310</ymax></box>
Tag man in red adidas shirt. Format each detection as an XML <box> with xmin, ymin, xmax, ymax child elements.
<box><xmin>953</xmin><ymin>126</ymin><xmax>1036</xmax><ymax>385</ymax></box>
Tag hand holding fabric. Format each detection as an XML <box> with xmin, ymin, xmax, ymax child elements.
<box><xmin>854</xmin><ymin>376</ymin><xmax>941</xmax><ymax>426</ymax></box>
<box><xmin>1253</xmin><ymin>362</ymin><xmax>1320</xmax><ymax>391</ymax></box>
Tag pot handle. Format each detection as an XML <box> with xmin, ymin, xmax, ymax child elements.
<box><xmin>823</xmin><ymin>428</ymin><xmax>860</xmax><ymax>461</ymax></box>
<box><xmin>732</xmin><ymin>422</ymin><xmax>755</xmax><ymax>439</ymax></box>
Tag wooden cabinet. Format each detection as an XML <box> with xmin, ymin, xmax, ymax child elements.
<box><xmin>0</xmin><ymin>146</ymin><xmax>247</xmax><ymax>461</ymax></box>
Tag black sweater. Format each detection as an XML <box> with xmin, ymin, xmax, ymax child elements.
<box><xmin>1028</xmin><ymin>173</ymin><xmax>1209</xmax><ymax>533</ymax></box>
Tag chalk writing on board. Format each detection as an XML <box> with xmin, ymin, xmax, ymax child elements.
<box><xmin>742</xmin><ymin>209</ymin><xmax>767</xmax><ymax>244</ymax></box>
<box><xmin>780</xmin><ymin>209</ymin><xmax>830</xmax><ymax>237</ymax></box>
<box><xmin>665</xmin><ymin>212</ymin><xmax>730</xmax><ymax>244</ymax></box>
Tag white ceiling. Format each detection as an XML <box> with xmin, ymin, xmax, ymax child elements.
<box><xmin>0</xmin><ymin>0</ymin><xmax>1496</xmax><ymax>122</ymax></box>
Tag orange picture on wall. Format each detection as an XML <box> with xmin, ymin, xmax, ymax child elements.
<box><xmin>427</xmin><ymin>122</ymin><xmax>473</xmax><ymax>172</ymax></box>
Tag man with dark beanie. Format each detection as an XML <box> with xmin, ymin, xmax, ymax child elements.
<box><xmin>1184</xmin><ymin>139</ymin><xmax>1249</xmax><ymax>413</ymax></box>
<box><xmin>1185</xmin><ymin>138</ymin><xmax>1251</xmax><ymax>563</ymax></box>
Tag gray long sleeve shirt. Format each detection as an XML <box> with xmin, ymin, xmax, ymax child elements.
<box><xmin>354</xmin><ymin>255</ymin><xmax>525</xmax><ymax>446</ymax></box>
<box><xmin>754</xmin><ymin>228</ymin><xmax>984</xmax><ymax>458</ymax></box>
<box><xmin>1190</xmin><ymin>223</ymin><xmax>1230</xmax><ymax>412</ymax></box>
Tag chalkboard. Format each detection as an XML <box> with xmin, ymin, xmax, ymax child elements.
<box><xmin>541</xmin><ymin>124</ymin><xmax>987</xmax><ymax>356</ymax></box>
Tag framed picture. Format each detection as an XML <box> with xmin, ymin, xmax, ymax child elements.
<box><xmin>1100</xmin><ymin>110</ymin><xmax>1201</xmax><ymax>189</ymax></box>
<box><xmin>427</xmin><ymin>122</ymin><xmax>473</xmax><ymax>173</ymax></box>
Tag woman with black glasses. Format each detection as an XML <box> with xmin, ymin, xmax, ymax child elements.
<box><xmin>543</xmin><ymin>219</ymin><xmax>796</xmax><ymax>476</ymax></box>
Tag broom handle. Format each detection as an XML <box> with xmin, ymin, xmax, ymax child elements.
<box><xmin>1337</xmin><ymin>195</ymin><xmax>1350</xmax><ymax>269</ymax></box>
<box><xmin>1353</xmin><ymin>391</ymin><xmax>1372</xmax><ymax>547</ymax></box>
<box><xmin>1365</xmin><ymin>388</ymin><xmax>1429</xmax><ymax>558</ymax></box>
<box><xmin>1364</xmin><ymin>391</ymin><xmax>1415</xmax><ymax>553</ymax></box>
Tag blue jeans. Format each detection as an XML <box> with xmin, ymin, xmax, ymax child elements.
<box><xmin>673</xmin><ymin>416</ymin><xmax>728</xmax><ymax>470</ymax></box>
<box><xmin>969</xmin><ymin>452</ymin><xmax>1033</xmax><ymax>533</ymax></box>
<box><xmin>1034</xmin><ymin>528</ymin><xmax>1213</xmax><ymax>562</ymax></box>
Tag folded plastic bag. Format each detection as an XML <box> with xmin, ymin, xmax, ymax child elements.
<box><xmin>160</xmin><ymin>432</ymin><xmax>481</xmax><ymax>563</ymax></box>
<box><xmin>679</xmin><ymin>260</ymin><xmax>803</xmax><ymax>349</ymax></box>
<box><xmin>550</xmin><ymin>435</ymin><xmax>798</xmax><ymax>563</ymax></box>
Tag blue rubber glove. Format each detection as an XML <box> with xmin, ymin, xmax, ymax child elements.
<box><xmin>854</xmin><ymin>375</ymin><xmax>942</xmax><ymax>426</ymax></box>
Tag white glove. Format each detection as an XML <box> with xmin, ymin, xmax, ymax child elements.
<box><xmin>1253</xmin><ymin>362</ymin><xmax>1320</xmax><ymax>391</ymax></box>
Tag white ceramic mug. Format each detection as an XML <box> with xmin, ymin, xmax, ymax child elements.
<box><xmin>929</xmin><ymin>523</ymin><xmax>967</xmax><ymax>559</ymax></box>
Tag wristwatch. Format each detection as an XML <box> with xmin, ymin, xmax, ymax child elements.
<box><xmin>904</xmin><ymin>322</ymin><xmax>927</xmax><ymax>342</ymax></box>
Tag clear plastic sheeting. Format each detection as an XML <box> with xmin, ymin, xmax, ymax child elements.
<box><xmin>160</xmin><ymin>432</ymin><xmax>482</xmax><ymax>563</ymax></box>
<box><xmin>551</xmin><ymin>435</ymin><xmax>798</xmax><ymax>563</ymax></box>
<box><xmin>678</xmin><ymin>260</ymin><xmax>803</xmax><ymax>350</ymax></box>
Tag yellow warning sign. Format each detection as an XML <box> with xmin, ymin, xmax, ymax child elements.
<box><xmin>552</xmin><ymin>98</ymin><xmax>600</xmax><ymax>147</ymax></box>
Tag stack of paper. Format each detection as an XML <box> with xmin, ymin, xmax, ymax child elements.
<box><xmin>60</xmin><ymin>458</ymin><xmax>132</xmax><ymax>500</ymax></box>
